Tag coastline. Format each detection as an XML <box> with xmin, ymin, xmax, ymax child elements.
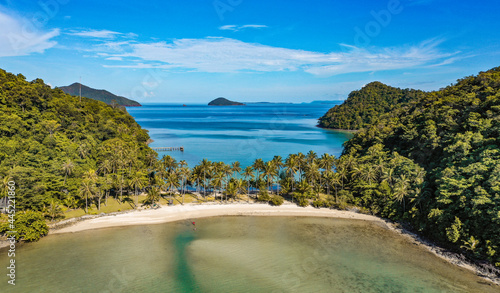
<box><xmin>1</xmin><ymin>202</ymin><xmax>498</xmax><ymax>286</ymax></box>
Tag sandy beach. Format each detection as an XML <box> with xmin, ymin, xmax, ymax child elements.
<box><xmin>51</xmin><ymin>203</ymin><xmax>386</xmax><ymax>234</ymax></box>
<box><xmin>48</xmin><ymin>202</ymin><xmax>500</xmax><ymax>285</ymax></box>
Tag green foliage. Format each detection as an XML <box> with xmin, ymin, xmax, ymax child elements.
<box><xmin>337</xmin><ymin>67</ymin><xmax>500</xmax><ymax>265</ymax></box>
<box><xmin>0</xmin><ymin>211</ymin><xmax>48</xmax><ymax>242</ymax></box>
<box><xmin>318</xmin><ymin>82</ymin><xmax>425</xmax><ymax>130</ymax></box>
<box><xmin>0</xmin><ymin>68</ymin><xmax>151</xmax><ymax>217</ymax></box>
<box><xmin>257</xmin><ymin>189</ymin><xmax>271</xmax><ymax>202</ymax></box>
<box><xmin>270</xmin><ymin>195</ymin><xmax>284</xmax><ymax>206</ymax></box>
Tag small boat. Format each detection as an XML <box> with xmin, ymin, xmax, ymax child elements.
<box><xmin>182</xmin><ymin>104</ymin><xmax>187</xmax><ymax>107</ymax></box>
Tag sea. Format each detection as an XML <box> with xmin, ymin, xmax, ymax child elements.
<box><xmin>127</xmin><ymin>103</ymin><xmax>352</xmax><ymax>167</ymax></box>
<box><xmin>0</xmin><ymin>217</ymin><xmax>495</xmax><ymax>292</ymax></box>
<box><xmin>0</xmin><ymin>103</ymin><xmax>496</xmax><ymax>292</ymax></box>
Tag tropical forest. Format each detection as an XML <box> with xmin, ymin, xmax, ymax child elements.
<box><xmin>0</xmin><ymin>66</ymin><xmax>499</xmax><ymax>270</ymax></box>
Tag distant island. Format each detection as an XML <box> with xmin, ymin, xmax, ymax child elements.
<box><xmin>208</xmin><ymin>97</ymin><xmax>245</xmax><ymax>106</ymax></box>
<box><xmin>58</xmin><ymin>83</ymin><xmax>141</xmax><ymax>107</ymax></box>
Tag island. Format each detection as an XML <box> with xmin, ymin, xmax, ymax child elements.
<box><xmin>208</xmin><ymin>97</ymin><xmax>245</xmax><ymax>106</ymax></box>
<box><xmin>58</xmin><ymin>82</ymin><xmax>141</xmax><ymax>107</ymax></box>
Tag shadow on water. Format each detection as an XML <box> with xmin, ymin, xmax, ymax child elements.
<box><xmin>174</xmin><ymin>231</ymin><xmax>199</xmax><ymax>293</ymax></box>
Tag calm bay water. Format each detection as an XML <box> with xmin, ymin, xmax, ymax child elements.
<box><xmin>127</xmin><ymin>103</ymin><xmax>352</xmax><ymax>167</ymax></box>
<box><xmin>0</xmin><ymin>217</ymin><xmax>496</xmax><ymax>292</ymax></box>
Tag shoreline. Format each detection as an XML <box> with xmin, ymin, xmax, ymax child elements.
<box><xmin>2</xmin><ymin>202</ymin><xmax>499</xmax><ymax>286</ymax></box>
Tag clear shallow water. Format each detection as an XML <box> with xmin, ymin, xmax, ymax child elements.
<box><xmin>0</xmin><ymin>217</ymin><xmax>496</xmax><ymax>292</ymax></box>
<box><xmin>127</xmin><ymin>103</ymin><xmax>352</xmax><ymax>167</ymax></box>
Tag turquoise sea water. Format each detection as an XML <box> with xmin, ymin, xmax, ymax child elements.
<box><xmin>127</xmin><ymin>103</ymin><xmax>352</xmax><ymax>167</ymax></box>
<box><xmin>0</xmin><ymin>217</ymin><xmax>496</xmax><ymax>292</ymax></box>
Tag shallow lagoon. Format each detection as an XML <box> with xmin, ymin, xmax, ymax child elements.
<box><xmin>0</xmin><ymin>216</ymin><xmax>496</xmax><ymax>292</ymax></box>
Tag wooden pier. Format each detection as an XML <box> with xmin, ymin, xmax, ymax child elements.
<box><xmin>151</xmin><ymin>146</ymin><xmax>184</xmax><ymax>152</ymax></box>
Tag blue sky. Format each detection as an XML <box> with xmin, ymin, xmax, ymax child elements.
<box><xmin>0</xmin><ymin>0</ymin><xmax>499</xmax><ymax>103</ymax></box>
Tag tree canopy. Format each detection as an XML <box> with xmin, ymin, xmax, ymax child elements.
<box><xmin>339</xmin><ymin>67</ymin><xmax>500</xmax><ymax>266</ymax></box>
<box><xmin>318</xmin><ymin>81</ymin><xmax>425</xmax><ymax>130</ymax></box>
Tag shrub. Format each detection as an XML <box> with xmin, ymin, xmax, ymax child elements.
<box><xmin>0</xmin><ymin>210</ymin><xmax>48</xmax><ymax>242</ymax></box>
<box><xmin>270</xmin><ymin>195</ymin><xmax>284</xmax><ymax>206</ymax></box>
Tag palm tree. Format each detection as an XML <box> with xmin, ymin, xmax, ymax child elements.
<box><xmin>361</xmin><ymin>165</ymin><xmax>377</xmax><ymax>185</ymax></box>
<box><xmin>179</xmin><ymin>166</ymin><xmax>191</xmax><ymax>204</ymax></box>
<box><xmin>230</xmin><ymin>161</ymin><xmax>241</xmax><ymax>178</ymax></box>
<box><xmin>129</xmin><ymin>171</ymin><xmax>147</xmax><ymax>207</ymax></box>
<box><xmin>296</xmin><ymin>152</ymin><xmax>306</xmax><ymax>180</ymax></box>
<box><xmin>146</xmin><ymin>186</ymin><xmax>161</xmax><ymax>206</ymax></box>
<box><xmin>382</xmin><ymin>168</ymin><xmax>396</xmax><ymax>188</ymax></box>
<box><xmin>61</xmin><ymin>159</ymin><xmax>75</xmax><ymax>185</ymax></box>
<box><xmin>394</xmin><ymin>175</ymin><xmax>410</xmax><ymax>212</ymax></box>
<box><xmin>146</xmin><ymin>151</ymin><xmax>158</xmax><ymax>169</ymax></box>
<box><xmin>199</xmin><ymin>159</ymin><xmax>212</xmax><ymax>198</ymax></box>
<box><xmin>262</xmin><ymin>161</ymin><xmax>277</xmax><ymax>194</ymax></box>
<box><xmin>1</xmin><ymin>175</ymin><xmax>13</xmax><ymax>198</ymax></box>
<box><xmin>272</xmin><ymin>156</ymin><xmax>283</xmax><ymax>195</ymax></box>
<box><xmin>252</xmin><ymin>158</ymin><xmax>264</xmax><ymax>180</ymax></box>
<box><xmin>285</xmin><ymin>154</ymin><xmax>299</xmax><ymax>200</ymax></box>
<box><xmin>43</xmin><ymin>199</ymin><xmax>63</xmax><ymax>221</ymax></box>
<box><xmin>161</xmin><ymin>155</ymin><xmax>178</xmax><ymax>173</ymax></box>
<box><xmin>211</xmin><ymin>171</ymin><xmax>225</xmax><ymax>201</ymax></box>
<box><xmin>79</xmin><ymin>179</ymin><xmax>95</xmax><ymax>213</ymax></box>
<box><xmin>306</xmin><ymin>150</ymin><xmax>317</xmax><ymax>165</ymax></box>
<box><xmin>165</xmin><ymin>172</ymin><xmax>180</xmax><ymax>198</ymax></box>
<box><xmin>242</xmin><ymin>166</ymin><xmax>255</xmax><ymax>202</ymax></box>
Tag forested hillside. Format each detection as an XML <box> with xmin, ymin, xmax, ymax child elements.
<box><xmin>339</xmin><ymin>67</ymin><xmax>500</xmax><ymax>266</ymax></box>
<box><xmin>59</xmin><ymin>83</ymin><xmax>141</xmax><ymax>106</ymax></box>
<box><xmin>0</xmin><ymin>69</ymin><xmax>154</xmax><ymax>240</ymax></box>
<box><xmin>318</xmin><ymin>82</ymin><xmax>425</xmax><ymax>130</ymax></box>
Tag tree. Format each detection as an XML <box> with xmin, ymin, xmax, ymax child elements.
<box><xmin>43</xmin><ymin>198</ymin><xmax>64</xmax><ymax>221</ymax></box>
<box><xmin>242</xmin><ymin>166</ymin><xmax>255</xmax><ymax>201</ymax></box>
<box><xmin>129</xmin><ymin>171</ymin><xmax>147</xmax><ymax>207</ymax></box>
<box><xmin>79</xmin><ymin>179</ymin><xmax>95</xmax><ymax>213</ymax></box>
<box><xmin>61</xmin><ymin>158</ymin><xmax>75</xmax><ymax>185</ymax></box>
<box><xmin>0</xmin><ymin>210</ymin><xmax>48</xmax><ymax>241</ymax></box>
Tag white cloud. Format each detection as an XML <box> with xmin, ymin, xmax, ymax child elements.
<box><xmin>219</xmin><ymin>24</ymin><xmax>268</xmax><ymax>32</ymax></box>
<box><xmin>67</xmin><ymin>29</ymin><xmax>122</xmax><ymax>38</ymax></box>
<box><xmin>99</xmin><ymin>37</ymin><xmax>456</xmax><ymax>76</ymax></box>
<box><xmin>0</xmin><ymin>11</ymin><xmax>59</xmax><ymax>57</ymax></box>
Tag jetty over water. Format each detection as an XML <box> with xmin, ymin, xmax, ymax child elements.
<box><xmin>151</xmin><ymin>146</ymin><xmax>184</xmax><ymax>152</ymax></box>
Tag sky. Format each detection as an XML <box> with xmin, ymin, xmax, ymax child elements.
<box><xmin>0</xmin><ymin>0</ymin><xmax>499</xmax><ymax>104</ymax></box>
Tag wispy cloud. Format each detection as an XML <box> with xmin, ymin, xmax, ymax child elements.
<box><xmin>67</xmin><ymin>29</ymin><xmax>123</xmax><ymax>39</ymax></box>
<box><xmin>219</xmin><ymin>24</ymin><xmax>268</xmax><ymax>32</ymax></box>
<box><xmin>0</xmin><ymin>10</ymin><xmax>59</xmax><ymax>57</ymax></box>
<box><xmin>96</xmin><ymin>37</ymin><xmax>457</xmax><ymax>76</ymax></box>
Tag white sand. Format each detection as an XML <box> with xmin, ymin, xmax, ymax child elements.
<box><xmin>51</xmin><ymin>203</ymin><xmax>387</xmax><ymax>234</ymax></box>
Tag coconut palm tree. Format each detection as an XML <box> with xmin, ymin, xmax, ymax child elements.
<box><xmin>296</xmin><ymin>152</ymin><xmax>306</xmax><ymax>180</ymax></box>
<box><xmin>394</xmin><ymin>174</ymin><xmax>410</xmax><ymax>212</ymax></box>
<box><xmin>146</xmin><ymin>186</ymin><xmax>161</xmax><ymax>206</ymax></box>
<box><xmin>285</xmin><ymin>154</ymin><xmax>299</xmax><ymax>199</ymax></box>
<box><xmin>252</xmin><ymin>158</ymin><xmax>265</xmax><ymax>180</ymax></box>
<box><xmin>242</xmin><ymin>166</ymin><xmax>255</xmax><ymax>201</ymax></box>
<box><xmin>199</xmin><ymin>159</ymin><xmax>212</xmax><ymax>197</ymax></box>
<box><xmin>129</xmin><ymin>170</ymin><xmax>147</xmax><ymax>207</ymax></box>
<box><xmin>179</xmin><ymin>166</ymin><xmax>191</xmax><ymax>204</ymax></box>
<box><xmin>79</xmin><ymin>179</ymin><xmax>95</xmax><ymax>213</ymax></box>
<box><xmin>61</xmin><ymin>158</ymin><xmax>75</xmax><ymax>185</ymax></box>
<box><xmin>262</xmin><ymin>161</ymin><xmax>277</xmax><ymax>194</ymax></box>
<box><xmin>165</xmin><ymin>171</ymin><xmax>180</xmax><ymax>197</ymax></box>
<box><xmin>230</xmin><ymin>161</ymin><xmax>241</xmax><ymax>178</ymax></box>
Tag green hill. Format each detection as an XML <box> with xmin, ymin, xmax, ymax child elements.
<box><xmin>338</xmin><ymin>67</ymin><xmax>500</xmax><ymax>267</ymax></box>
<box><xmin>58</xmin><ymin>83</ymin><xmax>141</xmax><ymax>107</ymax></box>
<box><xmin>0</xmin><ymin>69</ymin><xmax>154</xmax><ymax>241</ymax></box>
<box><xmin>208</xmin><ymin>97</ymin><xmax>245</xmax><ymax>106</ymax></box>
<box><xmin>318</xmin><ymin>82</ymin><xmax>425</xmax><ymax>130</ymax></box>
